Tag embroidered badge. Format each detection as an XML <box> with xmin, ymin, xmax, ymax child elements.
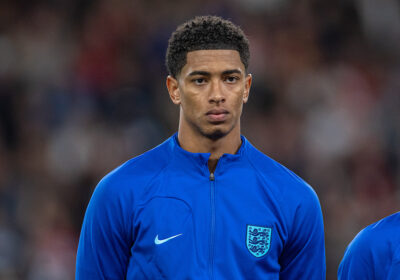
<box><xmin>246</xmin><ymin>225</ymin><xmax>272</xmax><ymax>257</ymax></box>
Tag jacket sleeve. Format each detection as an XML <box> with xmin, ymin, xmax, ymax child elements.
<box><xmin>388</xmin><ymin>258</ymin><xmax>400</xmax><ymax>280</ymax></box>
<box><xmin>76</xmin><ymin>175</ymin><xmax>133</xmax><ymax>279</ymax></box>
<box><xmin>279</xmin><ymin>187</ymin><xmax>326</xmax><ymax>280</ymax></box>
<box><xmin>337</xmin><ymin>228</ymin><xmax>374</xmax><ymax>280</ymax></box>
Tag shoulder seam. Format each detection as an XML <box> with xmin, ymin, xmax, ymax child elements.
<box><xmin>245</xmin><ymin>151</ymin><xmax>287</xmax><ymax>207</ymax></box>
<box><xmin>244</xmin><ymin>149</ymin><xmax>284</xmax><ymax>205</ymax></box>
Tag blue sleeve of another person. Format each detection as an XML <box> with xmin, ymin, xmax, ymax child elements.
<box><xmin>338</xmin><ymin>212</ymin><xmax>400</xmax><ymax>280</ymax></box>
<box><xmin>338</xmin><ymin>227</ymin><xmax>375</xmax><ymax>280</ymax></box>
<box><xmin>76</xmin><ymin>173</ymin><xmax>133</xmax><ymax>279</ymax></box>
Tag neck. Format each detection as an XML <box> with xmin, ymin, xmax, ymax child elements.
<box><xmin>177</xmin><ymin>124</ymin><xmax>242</xmax><ymax>173</ymax></box>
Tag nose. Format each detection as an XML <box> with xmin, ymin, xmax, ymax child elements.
<box><xmin>209</xmin><ymin>79</ymin><xmax>226</xmax><ymax>104</ymax></box>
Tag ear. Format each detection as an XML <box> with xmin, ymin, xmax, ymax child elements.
<box><xmin>166</xmin><ymin>75</ymin><xmax>181</xmax><ymax>105</ymax></box>
<box><xmin>243</xmin><ymin>73</ymin><xmax>252</xmax><ymax>103</ymax></box>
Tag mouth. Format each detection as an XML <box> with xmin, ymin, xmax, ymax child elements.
<box><xmin>206</xmin><ymin>109</ymin><xmax>229</xmax><ymax>123</ymax></box>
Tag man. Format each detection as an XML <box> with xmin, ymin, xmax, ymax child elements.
<box><xmin>338</xmin><ymin>212</ymin><xmax>400</xmax><ymax>279</ymax></box>
<box><xmin>76</xmin><ymin>15</ymin><xmax>326</xmax><ymax>279</ymax></box>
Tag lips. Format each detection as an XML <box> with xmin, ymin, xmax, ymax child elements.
<box><xmin>206</xmin><ymin>109</ymin><xmax>229</xmax><ymax>122</ymax></box>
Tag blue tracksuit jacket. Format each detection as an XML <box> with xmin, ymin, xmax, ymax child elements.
<box><xmin>76</xmin><ymin>134</ymin><xmax>326</xmax><ymax>279</ymax></box>
<box><xmin>338</xmin><ymin>212</ymin><xmax>400</xmax><ymax>280</ymax></box>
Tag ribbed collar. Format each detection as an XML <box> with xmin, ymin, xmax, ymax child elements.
<box><xmin>168</xmin><ymin>133</ymin><xmax>248</xmax><ymax>176</ymax></box>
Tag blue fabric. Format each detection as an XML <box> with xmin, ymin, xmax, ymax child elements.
<box><xmin>76</xmin><ymin>134</ymin><xmax>326</xmax><ymax>279</ymax></box>
<box><xmin>338</xmin><ymin>212</ymin><xmax>400</xmax><ymax>280</ymax></box>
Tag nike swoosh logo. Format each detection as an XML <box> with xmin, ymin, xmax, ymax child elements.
<box><xmin>154</xmin><ymin>233</ymin><xmax>183</xmax><ymax>245</ymax></box>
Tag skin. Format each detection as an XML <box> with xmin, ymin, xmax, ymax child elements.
<box><xmin>166</xmin><ymin>49</ymin><xmax>252</xmax><ymax>172</ymax></box>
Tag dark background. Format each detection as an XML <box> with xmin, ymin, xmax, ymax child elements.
<box><xmin>0</xmin><ymin>0</ymin><xmax>399</xmax><ymax>279</ymax></box>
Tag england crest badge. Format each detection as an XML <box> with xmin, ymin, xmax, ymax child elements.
<box><xmin>246</xmin><ymin>225</ymin><xmax>272</xmax><ymax>257</ymax></box>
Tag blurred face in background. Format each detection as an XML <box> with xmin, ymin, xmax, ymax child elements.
<box><xmin>167</xmin><ymin>49</ymin><xmax>252</xmax><ymax>140</ymax></box>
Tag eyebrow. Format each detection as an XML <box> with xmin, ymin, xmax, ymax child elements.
<box><xmin>222</xmin><ymin>69</ymin><xmax>242</xmax><ymax>75</ymax></box>
<box><xmin>188</xmin><ymin>71</ymin><xmax>210</xmax><ymax>77</ymax></box>
<box><xmin>188</xmin><ymin>69</ymin><xmax>243</xmax><ymax>77</ymax></box>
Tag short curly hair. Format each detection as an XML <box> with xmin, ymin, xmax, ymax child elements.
<box><xmin>166</xmin><ymin>15</ymin><xmax>250</xmax><ymax>78</ymax></box>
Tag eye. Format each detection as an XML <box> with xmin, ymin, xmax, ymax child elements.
<box><xmin>192</xmin><ymin>78</ymin><xmax>207</xmax><ymax>85</ymax></box>
<box><xmin>225</xmin><ymin>76</ymin><xmax>239</xmax><ymax>83</ymax></box>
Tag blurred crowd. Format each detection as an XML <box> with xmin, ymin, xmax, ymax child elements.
<box><xmin>0</xmin><ymin>0</ymin><xmax>399</xmax><ymax>279</ymax></box>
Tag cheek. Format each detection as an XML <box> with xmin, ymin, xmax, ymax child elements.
<box><xmin>181</xmin><ymin>93</ymin><xmax>204</xmax><ymax>115</ymax></box>
<box><xmin>232</xmin><ymin>91</ymin><xmax>245</xmax><ymax>108</ymax></box>
<box><xmin>225</xmin><ymin>84</ymin><xmax>245</xmax><ymax>100</ymax></box>
<box><xmin>230</xmin><ymin>95</ymin><xmax>245</xmax><ymax>118</ymax></box>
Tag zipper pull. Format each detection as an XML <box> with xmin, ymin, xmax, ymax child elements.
<box><xmin>209</xmin><ymin>172</ymin><xmax>215</xmax><ymax>181</ymax></box>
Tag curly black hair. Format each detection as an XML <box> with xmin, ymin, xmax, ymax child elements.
<box><xmin>166</xmin><ymin>15</ymin><xmax>250</xmax><ymax>78</ymax></box>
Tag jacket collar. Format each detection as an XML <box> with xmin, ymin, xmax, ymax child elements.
<box><xmin>168</xmin><ymin>133</ymin><xmax>248</xmax><ymax>175</ymax></box>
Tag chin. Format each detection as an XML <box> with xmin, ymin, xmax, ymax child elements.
<box><xmin>204</xmin><ymin>130</ymin><xmax>227</xmax><ymax>140</ymax></box>
<box><xmin>195</xmin><ymin>120</ymin><xmax>237</xmax><ymax>141</ymax></box>
<box><xmin>200</xmin><ymin>125</ymin><xmax>232</xmax><ymax>141</ymax></box>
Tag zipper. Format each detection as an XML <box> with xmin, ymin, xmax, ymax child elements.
<box><xmin>209</xmin><ymin>172</ymin><xmax>215</xmax><ymax>279</ymax></box>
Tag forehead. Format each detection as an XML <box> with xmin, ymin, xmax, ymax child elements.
<box><xmin>182</xmin><ymin>49</ymin><xmax>244</xmax><ymax>74</ymax></box>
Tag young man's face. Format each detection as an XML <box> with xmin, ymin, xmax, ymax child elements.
<box><xmin>167</xmin><ymin>49</ymin><xmax>252</xmax><ymax>140</ymax></box>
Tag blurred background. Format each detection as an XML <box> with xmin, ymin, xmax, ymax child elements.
<box><xmin>0</xmin><ymin>0</ymin><xmax>399</xmax><ymax>279</ymax></box>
